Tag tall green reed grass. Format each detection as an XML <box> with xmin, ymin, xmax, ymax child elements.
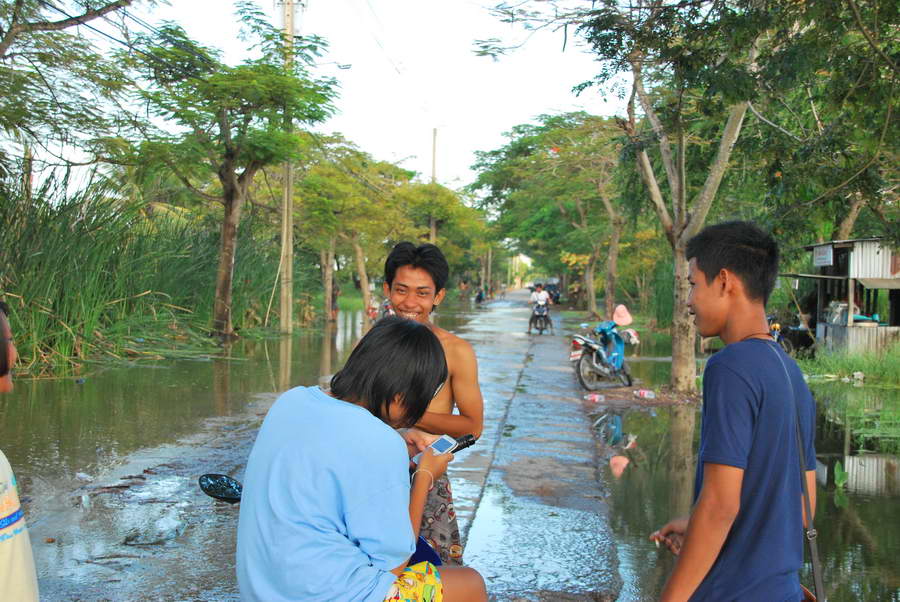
<box><xmin>0</xmin><ymin>177</ymin><xmax>317</xmax><ymax>373</ymax></box>
<box><xmin>798</xmin><ymin>340</ymin><xmax>900</xmax><ymax>385</ymax></box>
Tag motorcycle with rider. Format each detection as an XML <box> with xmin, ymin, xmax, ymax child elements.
<box><xmin>528</xmin><ymin>283</ymin><xmax>553</xmax><ymax>334</ymax></box>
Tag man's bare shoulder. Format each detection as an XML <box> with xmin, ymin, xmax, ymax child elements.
<box><xmin>430</xmin><ymin>325</ymin><xmax>476</xmax><ymax>364</ymax></box>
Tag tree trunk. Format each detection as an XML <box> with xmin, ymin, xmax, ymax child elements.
<box><xmin>480</xmin><ymin>255</ymin><xmax>486</xmax><ymax>289</ymax></box>
<box><xmin>212</xmin><ymin>192</ymin><xmax>244</xmax><ymax>337</ymax></box>
<box><xmin>323</xmin><ymin>237</ymin><xmax>335</xmax><ymax>322</ymax></box>
<box><xmin>352</xmin><ymin>238</ymin><xmax>370</xmax><ymax>318</ymax></box>
<box><xmin>637</xmin><ymin>273</ymin><xmax>651</xmax><ymax>315</ymax></box>
<box><xmin>429</xmin><ymin>215</ymin><xmax>437</xmax><ymax>244</ymax></box>
<box><xmin>605</xmin><ymin>219</ymin><xmax>622</xmax><ymax>319</ymax></box>
<box><xmin>585</xmin><ymin>247</ymin><xmax>600</xmax><ymax>318</ymax></box>
<box><xmin>670</xmin><ymin>244</ymin><xmax>696</xmax><ymax>392</ymax></box>
<box><xmin>486</xmin><ymin>246</ymin><xmax>492</xmax><ymax>295</ymax></box>
<box><xmin>835</xmin><ymin>192</ymin><xmax>866</xmax><ymax>240</ymax></box>
<box><xmin>22</xmin><ymin>143</ymin><xmax>33</xmax><ymax>202</ymax></box>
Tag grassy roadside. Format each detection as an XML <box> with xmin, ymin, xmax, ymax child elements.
<box><xmin>1</xmin><ymin>185</ymin><xmax>319</xmax><ymax>375</ymax></box>
<box><xmin>797</xmin><ymin>341</ymin><xmax>900</xmax><ymax>386</ymax></box>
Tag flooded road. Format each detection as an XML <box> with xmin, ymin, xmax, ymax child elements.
<box><xmin>595</xmin><ymin>358</ymin><xmax>900</xmax><ymax>601</ymax></box>
<box><xmin>2</xmin><ymin>293</ymin><xmax>898</xmax><ymax>600</ymax></box>
<box><xmin>2</xmin><ymin>317</ymin><xmax>371</xmax><ymax>601</ymax></box>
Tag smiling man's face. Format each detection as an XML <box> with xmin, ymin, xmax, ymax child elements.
<box><xmin>383</xmin><ymin>265</ymin><xmax>446</xmax><ymax>323</ymax></box>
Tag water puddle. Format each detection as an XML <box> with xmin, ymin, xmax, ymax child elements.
<box><xmin>0</xmin><ymin>304</ymin><xmax>479</xmax><ymax>599</ymax></box>
<box><xmin>601</xmin><ymin>385</ymin><xmax>900</xmax><ymax>601</ymax></box>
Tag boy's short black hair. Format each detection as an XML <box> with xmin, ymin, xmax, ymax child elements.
<box><xmin>686</xmin><ymin>221</ymin><xmax>780</xmax><ymax>304</ymax></box>
<box><xmin>0</xmin><ymin>302</ymin><xmax>10</xmax><ymax>377</ymax></box>
<box><xmin>330</xmin><ymin>316</ymin><xmax>447</xmax><ymax>428</ymax></box>
<box><xmin>384</xmin><ymin>242</ymin><xmax>449</xmax><ymax>292</ymax></box>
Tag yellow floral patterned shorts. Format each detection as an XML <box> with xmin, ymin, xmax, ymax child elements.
<box><xmin>383</xmin><ymin>561</ymin><xmax>442</xmax><ymax>602</ymax></box>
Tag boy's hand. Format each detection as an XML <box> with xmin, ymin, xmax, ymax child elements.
<box><xmin>650</xmin><ymin>516</ymin><xmax>689</xmax><ymax>556</ymax></box>
<box><xmin>402</xmin><ymin>427</ymin><xmax>440</xmax><ymax>457</ymax></box>
<box><xmin>417</xmin><ymin>448</ymin><xmax>453</xmax><ymax>481</ymax></box>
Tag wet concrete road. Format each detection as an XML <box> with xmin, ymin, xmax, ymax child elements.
<box><xmin>455</xmin><ymin>294</ymin><xmax>621</xmax><ymax>601</ymax></box>
<box><xmin>29</xmin><ymin>290</ymin><xmax>622</xmax><ymax>600</ymax></box>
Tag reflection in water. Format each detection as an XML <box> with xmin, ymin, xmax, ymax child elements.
<box><xmin>606</xmin><ymin>387</ymin><xmax>900</xmax><ymax>602</ymax></box>
<box><xmin>667</xmin><ymin>404</ymin><xmax>696</xmax><ymax>516</ymax></box>
<box><xmin>319</xmin><ymin>321</ymin><xmax>336</xmax><ymax>388</ymax></box>
<box><xmin>279</xmin><ymin>336</ymin><xmax>292</xmax><ymax>392</ymax></box>
<box><xmin>0</xmin><ymin>311</ymin><xmax>375</xmax><ymax>495</ymax></box>
<box><xmin>212</xmin><ymin>357</ymin><xmax>231</xmax><ymax>416</ymax></box>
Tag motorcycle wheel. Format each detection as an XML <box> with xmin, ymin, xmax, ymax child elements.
<box><xmin>778</xmin><ymin>336</ymin><xmax>794</xmax><ymax>355</ymax></box>
<box><xmin>576</xmin><ymin>353</ymin><xmax>603</xmax><ymax>391</ymax></box>
<box><xmin>617</xmin><ymin>362</ymin><xmax>633</xmax><ymax>387</ymax></box>
<box><xmin>536</xmin><ymin>316</ymin><xmax>546</xmax><ymax>335</ymax></box>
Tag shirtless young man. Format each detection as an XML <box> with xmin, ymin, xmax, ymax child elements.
<box><xmin>383</xmin><ymin>242</ymin><xmax>484</xmax><ymax>566</ymax></box>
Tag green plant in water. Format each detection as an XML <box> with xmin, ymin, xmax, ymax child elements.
<box><xmin>834</xmin><ymin>461</ymin><xmax>849</xmax><ymax>490</ymax></box>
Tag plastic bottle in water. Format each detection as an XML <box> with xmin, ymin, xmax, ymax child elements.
<box><xmin>634</xmin><ymin>389</ymin><xmax>656</xmax><ymax>399</ymax></box>
<box><xmin>583</xmin><ymin>393</ymin><xmax>605</xmax><ymax>402</ymax></box>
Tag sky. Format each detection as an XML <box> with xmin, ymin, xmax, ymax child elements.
<box><xmin>146</xmin><ymin>0</ymin><xmax>628</xmax><ymax>188</ymax></box>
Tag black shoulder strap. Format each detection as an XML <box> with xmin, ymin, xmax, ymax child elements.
<box><xmin>768</xmin><ymin>343</ymin><xmax>826</xmax><ymax>601</ymax></box>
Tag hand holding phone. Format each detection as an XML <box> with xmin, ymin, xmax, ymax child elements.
<box><xmin>411</xmin><ymin>434</ymin><xmax>477</xmax><ymax>465</ymax></box>
<box><xmin>412</xmin><ymin>434</ymin><xmax>458</xmax><ymax>465</ymax></box>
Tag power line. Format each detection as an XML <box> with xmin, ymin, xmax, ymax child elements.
<box><xmin>119</xmin><ymin>8</ymin><xmax>218</xmax><ymax>68</ymax></box>
<box><xmin>36</xmin><ymin>0</ymin><xmax>161</xmax><ymax>65</ymax></box>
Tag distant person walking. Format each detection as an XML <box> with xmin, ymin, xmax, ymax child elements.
<box><xmin>0</xmin><ymin>302</ymin><xmax>40</xmax><ymax>602</ymax></box>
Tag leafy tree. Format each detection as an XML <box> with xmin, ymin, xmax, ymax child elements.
<box><xmin>472</xmin><ymin>112</ymin><xmax>624</xmax><ymax>317</ymax></box>
<box><xmin>0</xmin><ymin>0</ymin><xmax>150</xmax><ymax>174</ymax></box>
<box><xmin>735</xmin><ymin>0</ymin><xmax>898</xmax><ymax>245</ymax></box>
<box><xmin>295</xmin><ymin>134</ymin><xmax>414</xmax><ymax>319</ymax></box>
<box><xmin>117</xmin><ymin>3</ymin><xmax>336</xmax><ymax>335</ymax></box>
<box><xmin>483</xmin><ymin>1</ymin><xmax>772</xmax><ymax>393</ymax></box>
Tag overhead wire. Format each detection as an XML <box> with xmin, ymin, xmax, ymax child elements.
<box><xmin>35</xmin><ymin>0</ymin><xmax>173</xmax><ymax>69</ymax></box>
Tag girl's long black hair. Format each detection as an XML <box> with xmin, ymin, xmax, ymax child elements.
<box><xmin>330</xmin><ymin>317</ymin><xmax>447</xmax><ymax>428</ymax></box>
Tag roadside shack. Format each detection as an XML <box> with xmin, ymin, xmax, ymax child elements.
<box><xmin>784</xmin><ymin>238</ymin><xmax>900</xmax><ymax>353</ymax></box>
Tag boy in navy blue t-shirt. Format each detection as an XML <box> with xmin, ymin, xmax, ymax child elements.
<box><xmin>650</xmin><ymin>221</ymin><xmax>817</xmax><ymax>601</ymax></box>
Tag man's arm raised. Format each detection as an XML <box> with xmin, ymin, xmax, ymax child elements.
<box><xmin>414</xmin><ymin>339</ymin><xmax>484</xmax><ymax>440</ymax></box>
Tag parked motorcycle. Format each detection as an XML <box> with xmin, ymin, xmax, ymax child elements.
<box><xmin>570</xmin><ymin>304</ymin><xmax>638</xmax><ymax>390</ymax></box>
<box><xmin>530</xmin><ymin>301</ymin><xmax>551</xmax><ymax>334</ymax></box>
<box><xmin>767</xmin><ymin>314</ymin><xmax>794</xmax><ymax>355</ymax></box>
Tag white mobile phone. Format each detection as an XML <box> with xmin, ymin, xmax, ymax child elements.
<box><xmin>411</xmin><ymin>434</ymin><xmax>457</xmax><ymax>465</ymax></box>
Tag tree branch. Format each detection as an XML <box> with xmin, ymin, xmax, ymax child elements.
<box><xmin>0</xmin><ymin>1</ymin><xmax>134</xmax><ymax>59</ymax></box>
<box><xmin>621</xmin><ymin>75</ymin><xmax>674</xmax><ymax>243</ymax></box>
<box><xmin>631</xmin><ymin>56</ymin><xmax>680</xmax><ymax>203</ymax></box>
<box><xmin>747</xmin><ymin>101</ymin><xmax>803</xmax><ymax>142</ymax></box>
<box><xmin>681</xmin><ymin>100</ymin><xmax>750</xmax><ymax>243</ymax></box>
<box><xmin>846</xmin><ymin>0</ymin><xmax>900</xmax><ymax>76</ymax></box>
<box><xmin>792</xmin><ymin>76</ymin><xmax>895</xmax><ymax>212</ymax></box>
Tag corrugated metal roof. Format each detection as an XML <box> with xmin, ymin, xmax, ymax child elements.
<box><xmin>803</xmin><ymin>237</ymin><xmax>884</xmax><ymax>251</ymax></box>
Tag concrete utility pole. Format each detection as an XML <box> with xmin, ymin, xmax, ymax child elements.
<box><xmin>429</xmin><ymin>127</ymin><xmax>437</xmax><ymax>244</ymax></box>
<box><xmin>279</xmin><ymin>1</ymin><xmax>296</xmax><ymax>334</ymax></box>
